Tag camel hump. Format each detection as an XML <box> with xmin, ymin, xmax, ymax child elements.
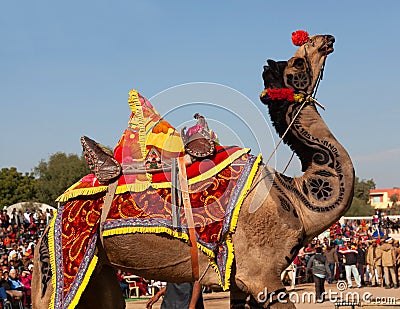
<box><xmin>81</xmin><ymin>136</ymin><xmax>122</xmax><ymax>184</ymax></box>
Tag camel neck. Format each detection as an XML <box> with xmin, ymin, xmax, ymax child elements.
<box><xmin>267</xmin><ymin>100</ymin><xmax>355</xmax><ymax>237</ymax></box>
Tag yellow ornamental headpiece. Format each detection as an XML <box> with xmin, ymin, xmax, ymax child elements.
<box><xmin>113</xmin><ymin>89</ymin><xmax>184</xmax><ymax>175</ymax></box>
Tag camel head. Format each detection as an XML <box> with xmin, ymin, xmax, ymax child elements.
<box><xmin>261</xmin><ymin>33</ymin><xmax>335</xmax><ymax>96</ymax></box>
<box><xmin>284</xmin><ymin>32</ymin><xmax>335</xmax><ymax>95</ymax></box>
<box><xmin>260</xmin><ymin>32</ymin><xmax>337</xmax><ymax>172</ymax></box>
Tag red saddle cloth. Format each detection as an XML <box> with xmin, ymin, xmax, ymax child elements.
<box><xmin>49</xmin><ymin>90</ymin><xmax>262</xmax><ymax>309</ymax></box>
<box><xmin>49</xmin><ymin>146</ymin><xmax>261</xmax><ymax>309</ymax></box>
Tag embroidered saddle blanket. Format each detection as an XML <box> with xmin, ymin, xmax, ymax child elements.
<box><xmin>48</xmin><ymin>149</ymin><xmax>261</xmax><ymax>308</ymax></box>
<box><xmin>46</xmin><ymin>90</ymin><xmax>262</xmax><ymax>309</ymax></box>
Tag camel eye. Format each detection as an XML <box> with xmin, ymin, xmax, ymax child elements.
<box><xmin>293</xmin><ymin>58</ymin><xmax>305</xmax><ymax>69</ymax></box>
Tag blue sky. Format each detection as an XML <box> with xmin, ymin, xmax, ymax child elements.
<box><xmin>1</xmin><ymin>1</ymin><xmax>399</xmax><ymax>188</ymax></box>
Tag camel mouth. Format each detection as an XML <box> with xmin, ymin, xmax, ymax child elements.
<box><xmin>318</xmin><ymin>35</ymin><xmax>335</xmax><ymax>54</ymax></box>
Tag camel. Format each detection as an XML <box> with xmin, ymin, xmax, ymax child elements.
<box><xmin>32</xmin><ymin>32</ymin><xmax>354</xmax><ymax>309</ymax></box>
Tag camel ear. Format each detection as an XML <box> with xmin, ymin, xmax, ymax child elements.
<box><xmin>267</xmin><ymin>59</ymin><xmax>279</xmax><ymax>74</ymax></box>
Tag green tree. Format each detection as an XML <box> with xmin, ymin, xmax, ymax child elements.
<box><xmin>345</xmin><ymin>197</ymin><xmax>375</xmax><ymax>217</ymax></box>
<box><xmin>353</xmin><ymin>177</ymin><xmax>376</xmax><ymax>203</ymax></box>
<box><xmin>34</xmin><ymin>152</ymin><xmax>90</xmax><ymax>206</ymax></box>
<box><xmin>0</xmin><ymin>167</ymin><xmax>37</xmax><ymax>208</ymax></box>
<box><xmin>344</xmin><ymin>177</ymin><xmax>376</xmax><ymax>217</ymax></box>
<box><xmin>390</xmin><ymin>193</ymin><xmax>399</xmax><ymax>205</ymax></box>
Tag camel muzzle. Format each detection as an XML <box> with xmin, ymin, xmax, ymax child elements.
<box><xmin>319</xmin><ymin>35</ymin><xmax>335</xmax><ymax>54</ymax></box>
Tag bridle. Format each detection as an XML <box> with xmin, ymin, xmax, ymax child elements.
<box><xmin>246</xmin><ymin>35</ymin><xmax>330</xmax><ymax>195</ymax></box>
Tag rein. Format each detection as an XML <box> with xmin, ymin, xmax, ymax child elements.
<box><xmin>246</xmin><ymin>97</ymin><xmax>309</xmax><ymax>195</ymax></box>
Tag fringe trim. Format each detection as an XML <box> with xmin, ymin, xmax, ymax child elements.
<box><xmin>48</xmin><ymin>210</ymin><xmax>58</xmax><ymax>309</ymax></box>
<box><xmin>127</xmin><ymin>89</ymin><xmax>138</xmax><ymax>114</ymax></box>
<box><xmin>130</xmin><ymin>90</ymin><xmax>148</xmax><ymax>160</ymax></box>
<box><xmin>102</xmin><ymin>226</ymin><xmax>190</xmax><ymax>243</ymax></box>
<box><xmin>208</xmin><ymin>257</ymin><xmax>221</xmax><ymax>286</ymax></box>
<box><xmin>128</xmin><ymin>90</ymin><xmax>151</xmax><ymax>183</ymax></box>
<box><xmin>222</xmin><ymin>153</ymin><xmax>262</xmax><ymax>290</ymax></box>
<box><xmin>102</xmin><ymin>226</ymin><xmax>220</xmax><ymax>284</ymax></box>
<box><xmin>222</xmin><ymin>235</ymin><xmax>235</xmax><ymax>290</ymax></box>
<box><xmin>56</xmin><ymin>149</ymin><xmax>251</xmax><ymax>202</ymax></box>
<box><xmin>229</xmin><ymin>153</ymin><xmax>262</xmax><ymax>234</ymax></box>
<box><xmin>197</xmin><ymin>244</ymin><xmax>215</xmax><ymax>259</ymax></box>
<box><xmin>102</xmin><ymin>226</ymin><xmax>215</xmax><ymax>258</ymax></box>
<box><xmin>67</xmin><ymin>255</ymin><xmax>98</xmax><ymax>309</ymax></box>
<box><xmin>114</xmin><ymin>182</ymin><xmax>169</xmax><ymax>194</ymax></box>
<box><xmin>56</xmin><ymin>187</ymin><xmax>107</xmax><ymax>202</ymax></box>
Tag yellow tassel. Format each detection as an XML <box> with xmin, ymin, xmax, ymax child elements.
<box><xmin>67</xmin><ymin>256</ymin><xmax>98</xmax><ymax>309</ymax></box>
<box><xmin>222</xmin><ymin>235</ymin><xmax>235</xmax><ymax>290</ymax></box>
<box><xmin>127</xmin><ymin>89</ymin><xmax>139</xmax><ymax>114</ymax></box>
<box><xmin>102</xmin><ymin>226</ymin><xmax>190</xmax><ymax>243</ymax></box>
<box><xmin>128</xmin><ymin>90</ymin><xmax>148</xmax><ymax>160</ymax></box>
<box><xmin>48</xmin><ymin>210</ymin><xmax>58</xmax><ymax>309</ymax></box>
<box><xmin>208</xmin><ymin>258</ymin><xmax>223</xmax><ymax>287</ymax></box>
<box><xmin>56</xmin><ymin>186</ymin><xmax>108</xmax><ymax>202</ymax></box>
<box><xmin>293</xmin><ymin>93</ymin><xmax>305</xmax><ymax>102</ymax></box>
<box><xmin>222</xmin><ymin>153</ymin><xmax>262</xmax><ymax>290</ymax></box>
<box><xmin>197</xmin><ymin>243</ymin><xmax>215</xmax><ymax>259</ymax></box>
<box><xmin>116</xmin><ymin>183</ymin><xmax>152</xmax><ymax>193</ymax></box>
<box><xmin>229</xmin><ymin>153</ymin><xmax>262</xmax><ymax>234</ymax></box>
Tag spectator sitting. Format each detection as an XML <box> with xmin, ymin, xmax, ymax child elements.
<box><xmin>135</xmin><ymin>277</ymin><xmax>149</xmax><ymax>296</ymax></box>
<box><xmin>21</xmin><ymin>242</ymin><xmax>29</xmax><ymax>254</ymax></box>
<box><xmin>8</xmin><ymin>244</ymin><xmax>20</xmax><ymax>261</ymax></box>
<box><xmin>7</xmin><ymin>268</ymin><xmax>30</xmax><ymax>308</ymax></box>
<box><xmin>20</xmin><ymin>270</ymin><xmax>32</xmax><ymax>305</ymax></box>
<box><xmin>21</xmin><ymin>252</ymin><xmax>32</xmax><ymax>270</ymax></box>
<box><xmin>11</xmin><ymin>254</ymin><xmax>24</xmax><ymax>271</ymax></box>
<box><xmin>0</xmin><ymin>269</ymin><xmax>11</xmax><ymax>307</ymax></box>
<box><xmin>2</xmin><ymin>259</ymin><xmax>9</xmax><ymax>269</ymax></box>
<box><xmin>116</xmin><ymin>269</ymin><xmax>129</xmax><ymax>298</ymax></box>
<box><xmin>3</xmin><ymin>236</ymin><xmax>11</xmax><ymax>251</ymax></box>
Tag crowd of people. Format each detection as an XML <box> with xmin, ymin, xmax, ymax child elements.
<box><xmin>2</xmin><ymin>204</ymin><xmax>399</xmax><ymax>307</ymax></box>
<box><xmin>0</xmin><ymin>207</ymin><xmax>53</xmax><ymax>308</ymax></box>
<box><xmin>285</xmin><ymin>213</ymin><xmax>400</xmax><ymax>302</ymax></box>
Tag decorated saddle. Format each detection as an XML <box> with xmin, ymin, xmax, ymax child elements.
<box><xmin>47</xmin><ymin>89</ymin><xmax>261</xmax><ymax>309</ymax></box>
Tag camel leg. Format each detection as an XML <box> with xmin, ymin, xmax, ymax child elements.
<box><xmin>230</xmin><ymin>260</ymin><xmax>280</xmax><ymax>309</ymax></box>
<box><xmin>32</xmin><ymin>229</ymin><xmax>124</xmax><ymax>309</ymax></box>
<box><xmin>232</xmin><ymin>217</ymin><xmax>302</xmax><ymax>308</ymax></box>
<box><xmin>32</xmin><ymin>229</ymin><xmax>53</xmax><ymax>309</ymax></box>
<box><xmin>77</xmin><ymin>265</ymin><xmax>125</xmax><ymax>309</ymax></box>
<box><xmin>230</xmin><ymin>262</ymin><xmax>249</xmax><ymax>308</ymax></box>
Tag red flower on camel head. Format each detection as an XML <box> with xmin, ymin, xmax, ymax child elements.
<box><xmin>292</xmin><ymin>30</ymin><xmax>309</xmax><ymax>46</ymax></box>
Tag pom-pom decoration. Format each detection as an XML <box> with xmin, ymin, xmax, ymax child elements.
<box><xmin>266</xmin><ymin>88</ymin><xmax>294</xmax><ymax>101</ymax></box>
<box><xmin>292</xmin><ymin>30</ymin><xmax>309</xmax><ymax>46</ymax></box>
